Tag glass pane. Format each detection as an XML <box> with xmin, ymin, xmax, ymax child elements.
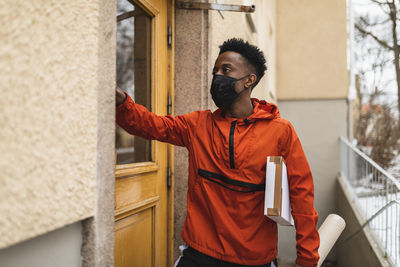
<box><xmin>116</xmin><ymin>0</ymin><xmax>152</xmax><ymax>164</ymax></box>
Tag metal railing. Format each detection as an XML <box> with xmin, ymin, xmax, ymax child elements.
<box><xmin>340</xmin><ymin>137</ymin><xmax>400</xmax><ymax>266</ymax></box>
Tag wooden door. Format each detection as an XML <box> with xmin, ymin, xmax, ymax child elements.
<box><xmin>114</xmin><ymin>0</ymin><xmax>174</xmax><ymax>266</ymax></box>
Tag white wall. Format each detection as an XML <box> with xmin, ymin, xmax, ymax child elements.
<box><xmin>0</xmin><ymin>222</ymin><xmax>82</xmax><ymax>267</ymax></box>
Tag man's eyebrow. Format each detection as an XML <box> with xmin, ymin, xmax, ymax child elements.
<box><xmin>213</xmin><ymin>63</ymin><xmax>234</xmax><ymax>70</ymax></box>
<box><xmin>221</xmin><ymin>63</ymin><xmax>234</xmax><ymax>68</ymax></box>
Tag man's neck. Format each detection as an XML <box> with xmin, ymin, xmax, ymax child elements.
<box><xmin>224</xmin><ymin>97</ymin><xmax>253</xmax><ymax>119</ymax></box>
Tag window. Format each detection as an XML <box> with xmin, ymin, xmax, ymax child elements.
<box><xmin>116</xmin><ymin>0</ymin><xmax>152</xmax><ymax>164</ymax></box>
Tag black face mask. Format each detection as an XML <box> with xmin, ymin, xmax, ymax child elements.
<box><xmin>210</xmin><ymin>74</ymin><xmax>249</xmax><ymax>108</ymax></box>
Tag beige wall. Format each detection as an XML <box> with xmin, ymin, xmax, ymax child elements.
<box><xmin>0</xmin><ymin>0</ymin><xmax>112</xmax><ymax>253</ymax></box>
<box><xmin>209</xmin><ymin>0</ymin><xmax>277</xmax><ymax>103</ymax></box>
<box><xmin>277</xmin><ymin>0</ymin><xmax>348</xmax><ymax>100</ymax></box>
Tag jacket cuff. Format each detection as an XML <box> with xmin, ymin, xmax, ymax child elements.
<box><xmin>296</xmin><ymin>257</ymin><xmax>318</xmax><ymax>267</ymax></box>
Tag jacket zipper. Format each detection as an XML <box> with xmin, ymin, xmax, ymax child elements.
<box><xmin>229</xmin><ymin>120</ymin><xmax>237</xmax><ymax>169</ymax></box>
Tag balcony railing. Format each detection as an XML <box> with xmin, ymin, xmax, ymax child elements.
<box><xmin>340</xmin><ymin>137</ymin><xmax>400</xmax><ymax>266</ymax></box>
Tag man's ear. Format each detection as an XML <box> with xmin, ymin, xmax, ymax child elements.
<box><xmin>245</xmin><ymin>73</ymin><xmax>257</xmax><ymax>89</ymax></box>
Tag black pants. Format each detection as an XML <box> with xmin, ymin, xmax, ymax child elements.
<box><xmin>176</xmin><ymin>247</ymin><xmax>275</xmax><ymax>267</ymax></box>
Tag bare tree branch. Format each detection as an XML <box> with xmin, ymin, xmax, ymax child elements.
<box><xmin>355</xmin><ymin>23</ymin><xmax>394</xmax><ymax>50</ymax></box>
<box><xmin>370</xmin><ymin>18</ymin><xmax>391</xmax><ymax>26</ymax></box>
<box><xmin>368</xmin><ymin>0</ymin><xmax>392</xmax><ymax>16</ymax></box>
<box><xmin>370</xmin><ymin>0</ymin><xmax>388</xmax><ymax>5</ymax></box>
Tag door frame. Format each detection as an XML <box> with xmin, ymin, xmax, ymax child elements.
<box><xmin>114</xmin><ymin>0</ymin><xmax>175</xmax><ymax>266</ymax></box>
<box><xmin>166</xmin><ymin>1</ymin><xmax>175</xmax><ymax>265</ymax></box>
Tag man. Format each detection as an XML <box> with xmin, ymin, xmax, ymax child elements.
<box><xmin>116</xmin><ymin>38</ymin><xmax>319</xmax><ymax>267</ymax></box>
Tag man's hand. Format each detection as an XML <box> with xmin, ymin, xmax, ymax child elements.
<box><xmin>116</xmin><ymin>84</ymin><xmax>127</xmax><ymax>106</ymax></box>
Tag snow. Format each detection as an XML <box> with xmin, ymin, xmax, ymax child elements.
<box><xmin>353</xmin><ymin>186</ymin><xmax>400</xmax><ymax>266</ymax></box>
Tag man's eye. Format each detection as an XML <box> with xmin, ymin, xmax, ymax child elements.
<box><xmin>223</xmin><ymin>68</ymin><xmax>231</xmax><ymax>73</ymax></box>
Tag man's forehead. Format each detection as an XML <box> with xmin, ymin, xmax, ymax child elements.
<box><xmin>214</xmin><ymin>51</ymin><xmax>246</xmax><ymax>67</ymax></box>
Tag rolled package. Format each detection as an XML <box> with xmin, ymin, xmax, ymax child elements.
<box><xmin>317</xmin><ymin>214</ymin><xmax>346</xmax><ymax>267</ymax></box>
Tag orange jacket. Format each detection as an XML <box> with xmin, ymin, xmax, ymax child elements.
<box><xmin>117</xmin><ymin>95</ymin><xmax>320</xmax><ymax>267</ymax></box>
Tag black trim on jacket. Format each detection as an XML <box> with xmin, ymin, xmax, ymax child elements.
<box><xmin>198</xmin><ymin>168</ymin><xmax>265</xmax><ymax>193</ymax></box>
<box><xmin>229</xmin><ymin>121</ymin><xmax>237</xmax><ymax>169</ymax></box>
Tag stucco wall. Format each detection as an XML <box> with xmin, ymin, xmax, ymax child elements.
<box><xmin>277</xmin><ymin>0</ymin><xmax>348</xmax><ymax>100</ymax></box>
<box><xmin>0</xmin><ymin>1</ymin><xmax>101</xmax><ymax>248</ymax></box>
<box><xmin>81</xmin><ymin>0</ymin><xmax>116</xmax><ymax>266</ymax></box>
<box><xmin>174</xmin><ymin>7</ymin><xmax>211</xmax><ymax>260</ymax></box>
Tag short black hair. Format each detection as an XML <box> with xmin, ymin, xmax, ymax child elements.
<box><xmin>219</xmin><ymin>38</ymin><xmax>267</xmax><ymax>88</ymax></box>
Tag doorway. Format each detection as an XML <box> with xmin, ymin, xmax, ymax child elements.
<box><xmin>114</xmin><ymin>0</ymin><xmax>174</xmax><ymax>266</ymax></box>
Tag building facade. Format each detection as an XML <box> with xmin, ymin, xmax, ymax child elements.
<box><xmin>0</xmin><ymin>0</ymin><xmax>348</xmax><ymax>266</ymax></box>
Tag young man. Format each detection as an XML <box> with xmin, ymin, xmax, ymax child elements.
<box><xmin>116</xmin><ymin>38</ymin><xmax>319</xmax><ymax>267</ymax></box>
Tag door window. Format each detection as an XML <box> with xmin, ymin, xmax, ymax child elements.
<box><xmin>116</xmin><ymin>0</ymin><xmax>152</xmax><ymax>164</ymax></box>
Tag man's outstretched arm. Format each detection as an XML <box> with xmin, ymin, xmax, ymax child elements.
<box><xmin>116</xmin><ymin>85</ymin><xmax>197</xmax><ymax>147</ymax></box>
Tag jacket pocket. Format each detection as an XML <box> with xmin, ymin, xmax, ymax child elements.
<box><xmin>198</xmin><ymin>168</ymin><xmax>265</xmax><ymax>193</ymax></box>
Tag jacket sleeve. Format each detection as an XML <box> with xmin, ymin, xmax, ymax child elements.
<box><xmin>281</xmin><ymin>123</ymin><xmax>320</xmax><ymax>267</ymax></box>
<box><xmin>116</xmin><ymin>93</ymin><xmax>198</xmax><ymax>147</ymax></box>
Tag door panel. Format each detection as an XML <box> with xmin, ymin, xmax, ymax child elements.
<box><xmin>115</xmin><ymin>0</ymin><xmax>173</xmax><ymax>266</ymax></box>
<box><xmin>115</xmin><ymin>170</ymin><xmax>158</xmax><ymax>212</ymax></box>
<box><xmin>115</xmin><ymin>207</ymin><xmax>155</xmax><ymax>267</ymax></box>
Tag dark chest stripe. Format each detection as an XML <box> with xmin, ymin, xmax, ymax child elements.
<box><xmin>229</xmin><ymin>120</ymin><xmax>237</xmax><ymax>169</ymax></box>
<box><xmin>198</xmin><ymin>168</ymin><xmax>265</xmax><ymax>193</ymax></box>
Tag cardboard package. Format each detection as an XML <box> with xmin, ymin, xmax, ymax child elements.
<box><xmin>264</xmin><ymin>156</ymin><xmax>294</xmax><ymax>226</ymax></box>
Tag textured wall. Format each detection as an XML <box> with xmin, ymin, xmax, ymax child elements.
<box><xmin>277</xmin><ymin>0</ymin><xmax>348</xmax><ymax>100</ymax></box>
<box><xmin>174</xmin><ymin>7</ymin><xmax>210</xmax><ymax>260</ymax></box>
<box><xmin>0</xmin><ymin>0</ymin><xmax>100</xmax><ymax>248</ymax></box>
<box><xmin>81</xmin><ymin>0</ymin><xmax>116</xmax><ymax>265</ymax></box>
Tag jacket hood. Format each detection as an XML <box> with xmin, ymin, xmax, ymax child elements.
<box><xmin>213</xmin><ymin>98</ymin><xmax>280</xmax><ymax>123</ymax></box>
<box><xmin>249</xmin><ymin>98</ymin><xmax>280</xmax><ymax>120</ymax></box>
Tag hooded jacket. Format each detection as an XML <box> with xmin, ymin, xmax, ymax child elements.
<box><xmin>116</xmin><ymin>95</ymin><xmax>320</xmax><ymax>267</ymax></box>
